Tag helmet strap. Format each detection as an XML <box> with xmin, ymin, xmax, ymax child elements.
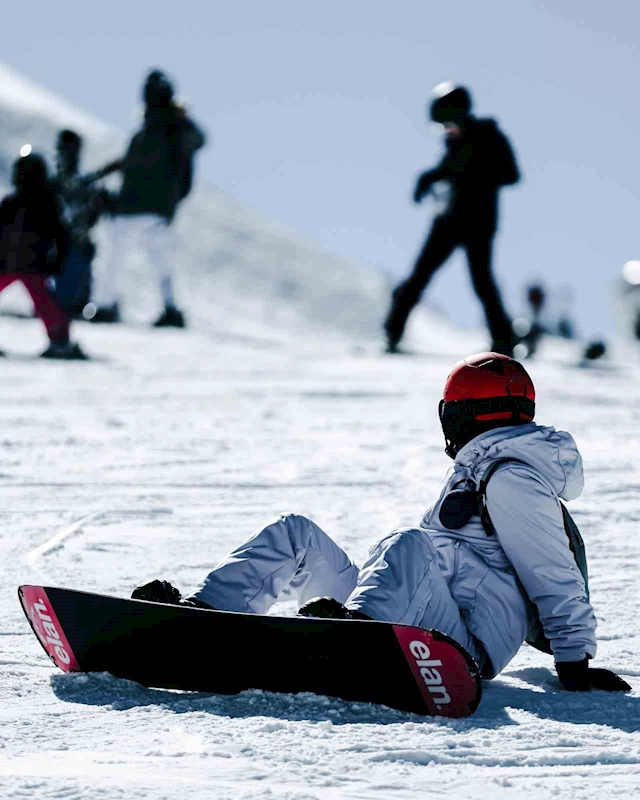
<box><xmin>439</xmin><ymin>400</ymin><xmax>458</xmax><ymax>459</ymax></box>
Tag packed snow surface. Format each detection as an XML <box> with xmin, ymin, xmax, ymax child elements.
<box><xmin>0</xmin><ymin>62</ymin><xmax>639</xmax><ymax>800</ymax></box>
<box><xmin>0</xmin><ymin>316</ymin><xmax>639</xmax><ymax>800</ymax></box>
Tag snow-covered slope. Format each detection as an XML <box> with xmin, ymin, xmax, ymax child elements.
<box><xmin>0</xmin><ymin>316</ymin><xmax>639</xmax><ymax>800</ymax></box>
<box><xmin>0</xmin><ymin>64</ymin><xmax>118</xmax><ymax>193</ymax></box>
<box><xmin>2</xmin><ymin>65</ymin><xmax>638</xmax><ymax>800</ymax></box>
<box><xmin>0</xmin><ymin>62</ymin><xmax>428</xmax><ymax>345</ymax></box>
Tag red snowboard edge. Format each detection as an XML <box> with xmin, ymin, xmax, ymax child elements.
<box><xmin>393</xmin><ymin>624</ymin><xmax>482</xmax><ymax>717</ymax></box>
<box><xmin>19</xmin><ymin>585</ymin><xmax>81</xmax><ymax>672</ymax></box>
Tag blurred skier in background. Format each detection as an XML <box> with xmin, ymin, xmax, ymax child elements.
<box><xmin>0</xmin><ymin>152</ymin><xmax>86</xmax><ymax>358</ymax></box>
<box><xmin>384</xmin><ymin>83</ymin><xmax>520</xmax><ymax>355</ymax></box>
<box><xmin>620</xmin><ymin>260</ymin><xmax>640</xmax><ymax>341</ymax></box>
<box><xmin>514</xmin><ymin>281</ymin><xmax>605</xmax><ymax>364</ymax></box>
<box><xmin>88</xmin><ymin>69</ymin><xmax>206</xmax><ymax>327</ymax></box>
<box><xmin>512</xmin><ymin>282</ymin><xmax>547</xmax><ymax>358</ymax></box>
<box><xmin>52</xmin><ymin>129</ymin><xmax>115</xmax><ymax>317</ymax></box>
<box><xmin>555</xmin><ymin>285</ymin><xmax>576</xmax><ymax>341</ymax></box>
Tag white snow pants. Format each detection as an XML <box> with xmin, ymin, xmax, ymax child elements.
<box><xmin>94</xmin><ymin>214</ymin><xmax>176</xmax><ymax>307</ymax></box>
<box><xmin>190</xmin><ymin>514</ymin><xmax>485</xmax><ymax>667</ymax></box>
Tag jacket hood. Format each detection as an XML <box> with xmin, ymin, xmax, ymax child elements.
<box><xmin>455</xmin><ymin>423</ymin><xmax>584</xmax><ymax>501</ymax></box>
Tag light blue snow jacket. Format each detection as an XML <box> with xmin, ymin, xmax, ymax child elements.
<box><xmin>420</xmin><ymin>423</ymin><xmax>597</xmax><ymax>676</ymax></box>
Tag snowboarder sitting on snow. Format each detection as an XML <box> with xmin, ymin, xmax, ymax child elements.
<box><xmin>133</xmin><ymin>352</ymin><xmax>630</xmax><ymax>693</ymax></box>
<box><xmin>0</xmin><ymin>152</ymin><xmax>86</xmax><ymax>359</ymax></box>
<box><xmin>384</xmin><ymin>83</ymin><xmax>519</xmax><ymax>356</ymax></box>
<box><xmin>88</xmin><ymin>69</ymin><xmax>206</xmax><ymax>328</ymax></box>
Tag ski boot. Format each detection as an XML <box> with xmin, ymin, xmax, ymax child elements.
<box><xmin>131</xmin><ymin>579</ymin><xmax>213</xmax><ymax>609</ymax></box>
<box><xmin>153</xmin><ymin>305</ymin><xmax>186</xmax><ymax>328</ymax></box>
<box><xmin>298</xmin><ymin>596</ymin><xmax>372</xmax><ymax>621</ymax></box>
<box><xmin>384</xmin><ymin>333</ymin><xmax>402</xmax><ymax>354</ymax></box>
<box><xmin>583</xmin><ymin>340</ymin><xmax>607</xmax><ymax>361</ymax></box>
<box><xmin>41</xmin><ymin>340</ymin><xmax>88</xmax><ymax>360</ymax></box>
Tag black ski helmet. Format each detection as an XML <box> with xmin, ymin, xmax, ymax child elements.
<box><xmin>57</xmin><ymin>129</ymin><xmax>82</xmax><ymax>154</ymax></box>
<box><xmin>12</xmin><ymin>152</ymin><xmax>48</xmax><ymax>190</ymax></box>
<box><xmin>56</xmin><ymin>129</ymin><xmax>82</xmax><ymax>173</ymax></box>
<box><xmin>143</xmin><ymin>69</ymin><xmax>174</xmax><ymax>107</ymax></box>
<box><xmin>429</xmin><ymin>83</ymin><xmax>472</xmax><ymax>124</ymax></box>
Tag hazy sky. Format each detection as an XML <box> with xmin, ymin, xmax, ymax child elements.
<box><xmin>4</xmin><ymin>0</ymin><xmax>639</xmax><ymax>337</ymax></box>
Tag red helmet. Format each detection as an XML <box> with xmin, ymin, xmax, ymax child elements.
<box><xmin>439</xmin><ymin>352</ymin><xmax>535</xmax><ymax>456</ymax></box>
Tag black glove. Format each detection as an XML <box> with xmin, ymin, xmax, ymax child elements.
<box><xmin>556</xmin><ymin>658</ymin><xmax>631</xmax><ymax>692</ymax></box>
<box><xmin>413</xmin><ymin>170</ymin><xmax>436</xmax><ymax>204</ymax></box>
<box><xmin>131</xmin><ymin>579</ymin><xmax>182</xmax><ymax>605</ymax></box>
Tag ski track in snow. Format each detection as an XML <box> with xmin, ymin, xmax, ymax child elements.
<box><xmin>0</xmin><ymin>61</ymin><xmax>639</xmax><ymax>800</ymax></box>
<box><xmin>25</xmin><ymin>509</ymin><xmax>107</xmax><ymax>574</ymax></box>
<box><xmin>1</xmin><ymin>316</ymin><xmax>639</xmax><ymax>800</ymax></box>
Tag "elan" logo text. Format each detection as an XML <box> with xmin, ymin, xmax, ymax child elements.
<box><xmin>409</xmin><ymin>639</ymin><xmax>451</xmax><ymax>709</ymax></box>
<box><xmin>31</xmin><ymin>599</ymin><xmax>71</xmax><ymax>665</ymax></box>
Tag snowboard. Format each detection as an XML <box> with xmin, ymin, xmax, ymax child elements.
<box><xmin>18</xmin><ymin>585</ymin><xmax>482</xmax><ymax>718</ymax></box>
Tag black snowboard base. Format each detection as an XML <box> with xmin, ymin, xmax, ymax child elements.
<box><xmin>19</xmin><ymin>585</ymin><xmax>482</xmax><ymax>718</ymax></box>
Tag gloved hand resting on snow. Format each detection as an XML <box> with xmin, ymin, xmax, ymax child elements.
<box><xmin>556</xmin><ymin>658</ymin><xmax>631</xmax><ymax>692</ymax></box>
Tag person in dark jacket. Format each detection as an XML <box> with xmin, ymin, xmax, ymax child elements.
<box><xmin>90</xmin><ymin>69</ymin><xmax>206</xmax><ymax>327</ymax></box>
<box><xmin>52</xmin><ymin>129</ymin><xmax>115</xmax><ymax>317</ymax></box>
<box><xmin>384</xmin><ymin>84</ymin><xmax>520</xmax><ymax>355</ymax></box>
<box><xmin>0</xmin><ymin>152</ymin><xmax>86</xmax><ymax>359</ymax></box>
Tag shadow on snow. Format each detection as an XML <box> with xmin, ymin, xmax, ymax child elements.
<box><xmin>50</xmin><ymin>665</ymin><xmax>639</xmax><ymax>732</ymax></box>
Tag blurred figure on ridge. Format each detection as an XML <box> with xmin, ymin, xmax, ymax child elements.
<box><xmin>556</xmin><ymin>285</ymin><xmax>576</xmax><ymax>341</ymax></box>
<box><xmin>0</xmin><ymin>152</ymin><xmax>86</xmax><ymax>359</ymax></box>
<box><xmin>52</xmin><ymin>129</ymin><xmax>115</xmax><ymax>317</ymax></box>
<box><xmin>513</xmin><ymin>282</ymin><xmax>547</xmax><ymax>358</ymax></box>
<box><xmin>620</xmin><ymin>260</ymin><xmax>640</xmax><ymax>342</ymax></box>
<box><xmin>514</xmin><ymin>281</ymin><xmax>604</xmax><ymax>364</ymax></box>
<box><xmin>89</xmin><ymin>69</ymin><xmax>206</xmax><ymax>327</ymax></box>
<box><xmin>384</xmin><ymin>83</ymin><xmax>520</xmax><ymax>355</ymax></box>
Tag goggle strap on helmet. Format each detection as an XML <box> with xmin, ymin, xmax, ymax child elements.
<box><xmin>442</xmin><ymin>395</ymin><xmax>535</xmax><ymax>420</ymax></box>
<box><xmin>439</xmin><ymin>396</ymin><xmax>535</xmax><ymax>448</ymax></box>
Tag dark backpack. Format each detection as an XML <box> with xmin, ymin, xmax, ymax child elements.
<box><xmin>179</xmin><ymin>157</ymin><xmax>193</xmax><ymax>201</ymax></box>
<box><xmin>170</xmin><ymin>117</ymin><xmax>202</xmax><ymax>202</ymax></box>
<box><xmin>478</xmin><ymin>459</ymin><xmax>589</xmax><ymax>655</ymax></box>
<box><xmin>0</xmin><ymin>201</ymin><xmax>62</xmax><ymax>277</ymax></box>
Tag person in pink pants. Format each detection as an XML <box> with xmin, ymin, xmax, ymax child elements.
<box><xmin>0</xmin><ymin>152</ymin><xmax>85</xmax><ymax>359</ymax></box>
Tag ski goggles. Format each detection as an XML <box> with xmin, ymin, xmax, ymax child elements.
<box><xmin>439</xmin><ymin>396</ymin><xmax>535</xmax><ymax>446</ymax></box>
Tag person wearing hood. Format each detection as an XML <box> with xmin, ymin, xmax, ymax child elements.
<box><xmin>89</xmin><ymin>69</ymin><xmax>206</xmax><ymax>327</ymax></box>
<box><xmin>131</xmin><ymin>352</ymin><xmax>630</xmax><ymax>694</ymax></box>
<box><xmin>384</xmin><ymin>83</ymin><xmax>520</xmax><ymax>356</ymax></box>
<box><xmin>0</xmin><ymin>152</ymin><xmax>86</xmax><ymax>359</ymax></box>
